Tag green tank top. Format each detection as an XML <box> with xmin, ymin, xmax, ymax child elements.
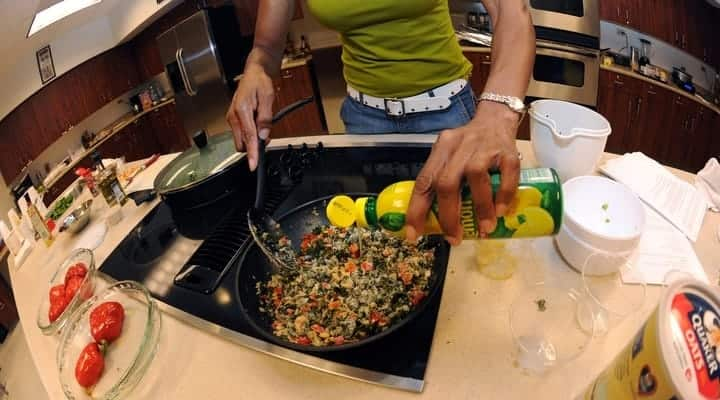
<box><xmin>306</xmin><ymin>0</ymin><xmax>472</xmax><ymax>98</ymax></box>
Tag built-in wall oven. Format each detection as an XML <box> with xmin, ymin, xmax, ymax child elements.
<box><xmin>531</xmin><ymin>39</ymin><xmax>599</xmax><ymax>107</ymax></box>
<box><xmin>450</xmin><ymin>0</ymin><xmax>600</xmax><ymax>107</ymax></box>
<box><xmin>528</xmin><ymin>0</ymin><xmax>600</xmax><ymax>48</ymax></box>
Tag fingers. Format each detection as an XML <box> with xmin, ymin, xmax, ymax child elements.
<box><xmin>494</xmin><ymin>152</ymin><xmax>521</xmax><ymax>217</ymax></box>
<box><xmin>466</xmin><ymin>162</ymin><xmax>495</xmax><ymax>238</ymax></box>
<box><xmin>227</xmin><ymin>106</ymin><xmax>245</xmax><ymax>153</ymax></box>
<box><xmin>435</xmin><ymin>138</ymin><xmax>474</xmax><ymax>245</ymax></box>
<box><xmin>238</xmin><ymin>99</ymin><xmax>259</xmax><ymax>170</ymax></box>
<box><xmin>406</xmin><ymin>141</ymin><xmax>448</xmax><ymax>242</ymax></box>
<box><xmin>255</xmin><ymin>86</ymin><xmax>275</xmax><ymax>140</ymax></box>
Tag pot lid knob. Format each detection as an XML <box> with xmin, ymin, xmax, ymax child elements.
<box><xmin>192</xmin><ymin>130</ymin><xmax>208</xmax><ymax>149</ymax></box>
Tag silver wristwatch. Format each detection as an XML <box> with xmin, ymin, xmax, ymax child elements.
<box><xmin>478</xmin><ymin>92</ymin><xmax>526</xmax><ymax>121</ymax></box>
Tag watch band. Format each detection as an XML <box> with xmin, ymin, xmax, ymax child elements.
<box><xmin>478</xmin><ymin>92</ymin><xmax>526</xmax><ymax>115</ymax></box>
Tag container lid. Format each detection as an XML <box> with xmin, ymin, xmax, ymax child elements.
<box><xmin>154</xmin><ymin>131</ymin><xmax>243</xmax><ymax>193</ymax></box>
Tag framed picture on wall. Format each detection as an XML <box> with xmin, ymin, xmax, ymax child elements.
<box><xmin>36</xmin><ymin>45</ymin><xmax>55</xmax><ymax>84</ymax></box>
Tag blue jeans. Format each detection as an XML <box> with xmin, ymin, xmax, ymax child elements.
<box><xmin>340</xmin><ymin>84</ymin><xmax>477</xmax><ymax>134</ymax></box>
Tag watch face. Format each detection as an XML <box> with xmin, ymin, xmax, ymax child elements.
<box><xmin>509</xmin><ymin>98</ymin><xmax>525</xmax><ymax>112</ymax></box>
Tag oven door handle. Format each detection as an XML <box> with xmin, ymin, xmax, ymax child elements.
<box><xmin>536</xmin><ymin>40</ymin><xmax>599</xmax><ymax>59</ymax></box>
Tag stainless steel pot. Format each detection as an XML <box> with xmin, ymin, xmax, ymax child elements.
<box><xmin>672</xmin><ymin>67</ymin><xmax>693</xmax><ymax>84</ymax></box>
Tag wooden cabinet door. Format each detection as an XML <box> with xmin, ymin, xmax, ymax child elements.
<box><xmin>599</xmin><ymin>0</ymin><xmax>626</xmax><ymax>25</ymax></box>
<box><xmin>464</xmin><ymin>52</ymin><xmax>492</xmax><ymax>95</ymax></box>
<box><xmin>685</xmin><ymin>105</ymin><xmax>716</xmax><ymax>173</ymax></box>
<box><xmin>628</xmin><ymin>82</ymin><xmax>673</xmax><ymax>161</ymax></box>
<box><xmin>149</xmin><ymin>104</ymin><xmax>191</xmax><ymax>154</ymax></box>
<box><xmin>271</xmin><ymin>64</ymin><xmax>326</xmax><ymax>138</ymax></box>
<box><xmin>0</xmin><ymin>111</ymin><xmax>34</xmax><ymax>182</ymax></box>
<box><xmin>106</xmin><ymin>44</ymin><xmax>141</xmax><ymax>98</ymax></box>
<box><xmin>0</xmin><ymin>277</ymin><xmax>18</xmax><ymax>330</ymax></box>
<box><xmin>597</xmin><ymin>71</ymin><xmax>640</xmax><ymax>155</ymax></box>
<box><xmin>127</xmin><ymin>118</ymin><xmax>162</xmax><ymax>161</ymax></box>
<box><xmin>638</xmin><ymin>0</ymin><xmax>674</xmax><ymax>44</ymax></box>
<box><xmin>661</xmin><ymin>95</ymin><xmax>694</xmax><ymax>169</ymax></box>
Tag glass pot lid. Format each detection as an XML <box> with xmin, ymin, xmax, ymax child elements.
<box><xmin>154</xmin><ymin>131</ymin><xmax>243</xmax><ymax>193</ymax></box>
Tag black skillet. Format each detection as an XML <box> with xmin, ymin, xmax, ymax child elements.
<box><xmin>236</xmin><ymin>194</ymin><xmax>450</xmax><ymax>352</ymax></box>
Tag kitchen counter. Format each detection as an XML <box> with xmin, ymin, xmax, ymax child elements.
<box><xmin>42</xmin><ymin>98</ymin><xmax>176</xmax><ymax>190</ymax></box>
<box><xmin>9</xmin><ymin>136</ymin><xmax>720</xmax><ymax>399</ymax></box>
<box><xmin>601</xmin><ymin>64</ymin><xmax>720</xmax><ymax>115</ymax></box>
<box><xmin>233</xmin><ymin>54</ymin><xmax>313</xmax><ymax>82</ymax></box>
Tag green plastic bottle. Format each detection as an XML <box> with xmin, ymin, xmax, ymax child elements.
<box><xmin>326</xmin><ymin>168</ymin><xmax>563</xmax><ymax>239</ymax></box>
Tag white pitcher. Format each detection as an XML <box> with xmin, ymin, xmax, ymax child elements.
<box><xmin>529</xmin><ymin>100</ymin><xmax>611</xmax><ymax>182</ymax></box>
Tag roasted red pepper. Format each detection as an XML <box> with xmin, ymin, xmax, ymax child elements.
<box><xmin>75</xmin><ymin>343</ymin><xmax>105</xmax><ymax>388</ymax></box>
<box><xmin>48</xmin><ymin>284</ymin><xmax>67</xmax><ymax>322</ymax></box>
<box><xmin>89</xmin><ymin>301</ymin><xmax>125</xmax><ymax>344</ymax></box>
<box><xmin>64</xmin><ymin>276</ymin><xmax>84</xmax><ymax>303</ymax></box>
<box><xmin>64</xmin><ymin>263</ymin><xmax>87</xmax><ymax>286</ymax></box>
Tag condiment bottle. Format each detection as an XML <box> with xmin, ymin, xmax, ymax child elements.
<box><xmin>75</xmin><ymin>167</ymin><xmax>99</xmax><ymax>197</ymax></box>
<box><xmin>326</xmin><ymin>167</ymin><xmax>563</xmax><ymax>239</ymax></box>
<box><xmin>92</xmin><ymin>153</ymin><xmax>127</xmax><ymax>207</ymax></box>
<box><xmin>23</xmin><ymin>194</ymin><xmax>53</xmax><ymax>247</ymax></box>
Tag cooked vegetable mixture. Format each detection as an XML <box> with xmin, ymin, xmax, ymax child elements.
<box><xmin>257</xmin><ymin>226</ymin><xmax>435</xmax><ymax>346</ymax></box>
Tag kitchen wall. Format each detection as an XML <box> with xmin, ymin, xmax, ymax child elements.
<box><xmin>600</xmin><ymin>21</ymin><xmax>718</xmax><ymax>90</ymax></box>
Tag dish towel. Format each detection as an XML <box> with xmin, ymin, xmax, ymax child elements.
<box><xmin>696</xmin><ymin>158</ymin><xmax>720</xmax><ymax>212</ymax></box>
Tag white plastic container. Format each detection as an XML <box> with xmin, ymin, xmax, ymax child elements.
<box><xmin>529</xmin><ymin>100</ymin><xmax>611</xmax><ymax>182</ymax></box>
<box><xmin>556</xmin><ymin>176</ymin><xmax>646</xmax><ymax>276</ymax></box>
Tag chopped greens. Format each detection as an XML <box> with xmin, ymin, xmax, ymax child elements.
<box><xmin>257</xmin><ymin>226</ymin><xmax>435</xmax><ymax>346</ymax></box>
<box><xmin>601</xmin><ymin>203</ymin><xmax>609</xmax><ymax>211</ymax></box>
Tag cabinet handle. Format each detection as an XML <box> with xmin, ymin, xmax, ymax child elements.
<box><xmin>614</xmin><ymin>80</ymin><xmax>624</xmax><ymax>86</ymax></box>
<box><xmin>682</xmin><ymin>34</ymin><xmax>687</xmax><ymax>49</ymax></box>
<box><xmin>634</xmin><ymin>97</ymin><xmax>642</xmax><ymax>120</ymax></box>
<box><xmin>281</xmin><ymin>70</ymin><xmax>293</xmax><ymax>79</ymax></box>
<box><xmin>625</xmin><ymin>9</ymin><xmax>630</xmax><ymax>24</ymax></box>
<box><xmin>626</xmin><ymin>99</ymin><xmax>633</xmax><ymax>124</ymax></box>
<box><xmin>648</xmin><ymin>89</ymin><xmax>657</xmax><ymax>95</ymax></box>
<box><xmin>616</xmin><ymin>6</ymin><xmax>620</xmax><ymax>18</ymax></box>
<box><xmin>675</xmin><ymin>32</ymin><xmax>679</xmax><ymax>45</ymax></box>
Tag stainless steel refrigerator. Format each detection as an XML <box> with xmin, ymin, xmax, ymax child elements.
<box><xmin>157</xmin><ymin>6</ymin><xmax>252</xmax><ymax>137</ymax></box>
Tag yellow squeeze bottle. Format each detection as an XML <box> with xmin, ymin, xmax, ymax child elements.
<box><xmin>326</xmin><ymin>168</ymin><xmax>563</xmax><ymax>239</ymax></box>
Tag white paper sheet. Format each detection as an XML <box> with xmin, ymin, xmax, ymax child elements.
<box><xmin>621</xmin><ymin>205</ymin><xmax>709</xmax><ymax>285</ymax></box>
<box><xmin>600</xmin><ymin>152</ymin><xmax>707</xmax><ymax>242</ymax></box>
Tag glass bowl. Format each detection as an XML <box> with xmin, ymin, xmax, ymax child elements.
<box><xmin>37</xmin><ymin>248</ymin><xmax>96</xmax><ymax>335</ymax></box>
<box><xmin>56</xmin><ymin>280</ymin><xmax>161</xmax><ymax>400</ymax></box>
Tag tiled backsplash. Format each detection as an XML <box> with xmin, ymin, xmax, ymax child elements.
<box><xmin>600</xmin><ymin>21</ymin><xmax>718</xmax><ymax>90</ymax></box>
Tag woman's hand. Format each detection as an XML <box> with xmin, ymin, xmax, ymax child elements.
<box><xmin>405</xmin><ymin>102</ymin><xmax>521</xmax><ymax>245</ymax></box>
<box><xmin>226</xmin><ymin>65</ymin><xmax>276</xmax><ymax>171</ymax></box>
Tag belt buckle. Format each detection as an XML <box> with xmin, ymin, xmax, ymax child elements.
<box><xmin>384</xmin><ymin>98</ymin><xmax>405</xmax><ymax>117</ymax></box>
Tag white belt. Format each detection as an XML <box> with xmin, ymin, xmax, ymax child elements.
<box><xmin>347</xmin><ymin>79</ymin><xmax>468</xmax><ymax>117</ymax></box>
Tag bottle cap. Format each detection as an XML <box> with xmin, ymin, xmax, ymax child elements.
<box><xmin>326</xmin><ymin>195</ymin><xmax>356</xmax><ymax>228</ymax></box>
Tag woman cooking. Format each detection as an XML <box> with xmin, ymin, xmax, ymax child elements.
<box><xmin>227</xmin><ymin>0</ymin><xmax>535</xmax><ymax>245</ymax></box>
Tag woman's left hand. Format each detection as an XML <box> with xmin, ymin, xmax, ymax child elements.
<box><xmin>405</xmin><ymin>101</ymin><xmax>521</xmax><ymax>245</ymax></box>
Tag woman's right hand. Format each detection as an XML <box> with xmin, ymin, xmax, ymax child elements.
<box><xmin>226</xmin><ymin>65</ymin><xmax>276</xmax><ymax>171</ymax></box>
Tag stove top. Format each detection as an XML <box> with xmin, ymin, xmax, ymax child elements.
<box><xmin>98</xmin><ymin>141</ymin><xmax>449</xmax><ymax>392</ymax></box>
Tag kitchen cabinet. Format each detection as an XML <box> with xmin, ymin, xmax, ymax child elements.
<box><xmin>465</xmin><ymin>52</ymin><xmax>492</xmax><ymax>96</ymax></box>
<box><xmin>0</xmin><ymin>109</ymin><xmax>35</xmax><ymax>182</ymax></box>
<box><xmin>630</xmin><ymin>82</ymin><xmax>673</xmax><ymax>161</ymax></box>
<box><xmin>76</xmin><ymin>45</ymin><xmax>141</xmax><ymax>111</ymax></box>
<box><xmin>600</xmin><ymin>0</ymin><xmax>720</xmax><ymax>67</ymax></box>
<box><xmin>271</xmin><ymin>63</ymin><xmax>327</xmax><ymax>137</ymax></box>
<box><xmin>660</xmin><ymin>95</ymin><xmax>695</xmax><ymax>168</ymax></box>
<box><xmin>685</xmin><ymin>105</ymin><xmax>717</xmax><ymax>172</ymax></box>
<box><xmin>597</xmin><ymin>69</ymin><xmax>719</xmax><ymax>172</ymax></box>
<box><xmin>148</xmin><ymin>103</ymin><xmax>191</xmax><ymax>154</ymax></box>
<box><xmin>0</xmin><ymin>276</ymin><xmax>18</xmax><ymax>334</ymax></box>
<box><xmin>597</xmin><ymin>71</ymin><xmax>641</xmax><ymax>154</ymax></box>
<box><xmin>96</xmin><ymin>120</ymin><xmax>162</xmax><ymax>163</ymax></box>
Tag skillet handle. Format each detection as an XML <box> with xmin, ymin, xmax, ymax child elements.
<box><xmin>254</xmin><ymin>138</ymin><xmax>267</xmax><ymax>210</ymax></box>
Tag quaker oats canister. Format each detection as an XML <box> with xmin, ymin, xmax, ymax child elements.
<box><xmin>582</xmin><ymin>279</ymin><xmax>720</xmax><ymax>400</ymax></box>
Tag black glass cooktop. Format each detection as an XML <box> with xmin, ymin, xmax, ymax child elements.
<box><xmin>99</xmin><ymin>143</ymin><xmax>449</xmax><ymax>390</ymax></box>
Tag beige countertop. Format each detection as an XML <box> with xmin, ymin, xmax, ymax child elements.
<box><xmin>233</xmin><ymin>55</ymin><xmax>313</xmax><ymax>82</ymax></box>
<box><xmin>600</xmin><ymin>64</ymin><xmax>720</xmax><ymax>115</ymax></box>
<box><xmin>42</xmin><ymin>98</ymin><xmax>176</xmax><ymax>190</ymax></box>
<box><xmin>9</xmin><ymin>136</ymin><xmax>720</xmax><ymax>399</ymax></box>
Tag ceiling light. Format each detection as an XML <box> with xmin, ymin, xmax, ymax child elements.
<box><xmin>27</xmin><ymin>0</ymin><xmax>102</xmax><ymax>37</ymax></box>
